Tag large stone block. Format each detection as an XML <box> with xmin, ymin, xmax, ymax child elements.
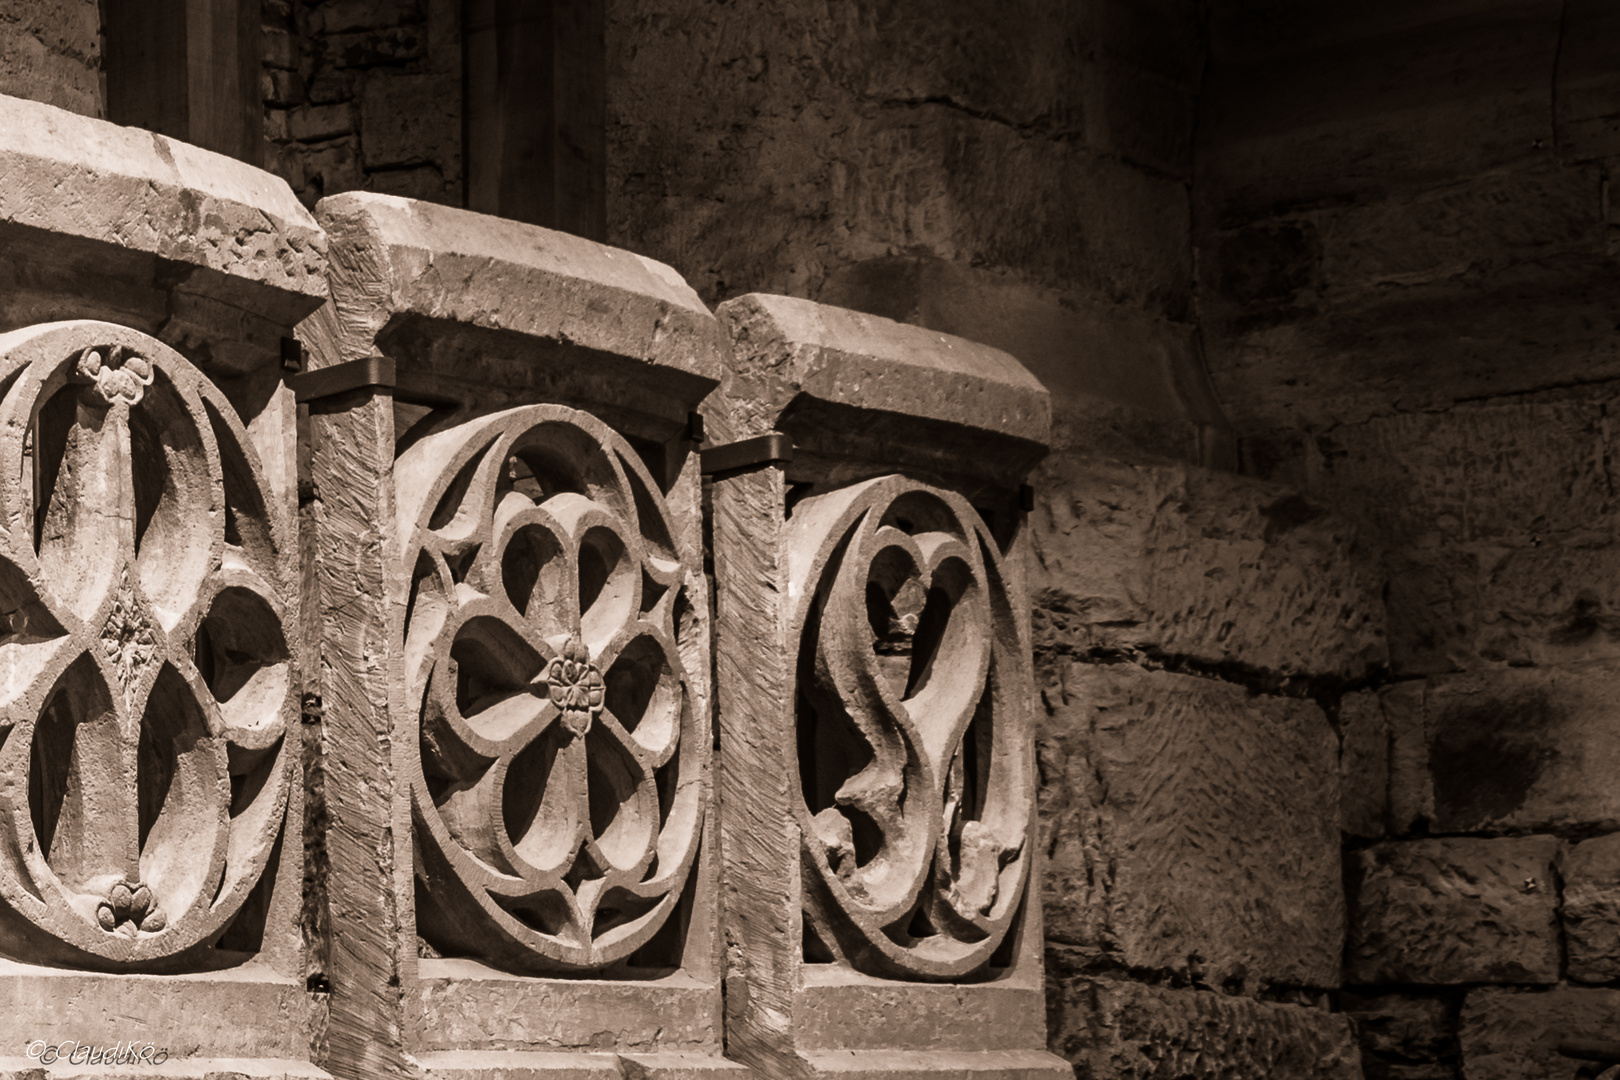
<box><xmin>1563</xmin><ymin>831</ymin><xmax>1620</xmax><ymax>982</ymax></box>
<box><xmin>1459</xmin><ymin>987</ymin><xmax>1620</xmax><ymax>1080</ymax></box>
<box><xmin>1347</xmin><ymin>837</ymin><xmax>1561</xmax><ymax>986</ymax></box>
<box><xmin>1386</xmin><ymin>662</ymin><xmax>1620</xmax><ymax>834</ymax></box>
<box><xmin>1045</xmin><ymin>959</ymin><xmax>1361</xmax><ymax>1080</ymax></box>
<box><xmin>1339</xmin><ymin>690</ymin><xmax>1389</xmax><ymax>840</ymax></box>
<box><xmin>1341</xmin><ymin>992</ymin><xmax>1456</xmax><ymax>1077</ymax></box>
<box><xmin>1031</xmin><ymin>455</ymin><xmax>1385</xmax><ymax>680</ymax></box>
<box><xmin>1039</xmin><ymin>662</ymin><xmax>1343</xmax><ymax>989</ymax></box>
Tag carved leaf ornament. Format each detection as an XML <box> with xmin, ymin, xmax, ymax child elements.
<box><xmin>399</xmin><ymin>406</ymin><xmax>702</xmax><ymax>971</ymax></box>
<box><xmin>790</xmin><ymin>477</ymin><xmax>1034</xmax><ymax>980</ymax></box>
<box><xmin>0</xmin><ymin>322</ymin><xmax>294</xmax><ymax>967</ymax></box>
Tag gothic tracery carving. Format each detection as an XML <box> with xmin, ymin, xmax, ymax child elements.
<box><xmin>790</xmin><ymin>476</ymin><xmax>1034</xmax><ymax>981</ymax></box>
<box><xmin>0</xmin><ymin>321</ymin><xmax>294</xmax><ymax>967</ymax></box>
<box><xmin>399</xmin><ymin>406</ymin><xmax>703</xmax><ymax>972</ymax></box>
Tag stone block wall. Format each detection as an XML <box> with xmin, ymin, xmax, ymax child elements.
<box><xmin>0</xmin><ymin>0</ymin><xmax>100</xmax><ymax>116</ymax></box>
<box><xmin>261</xmin><ymin>0</ymin><xmax>462</xmax><ymax>207</ymax></box>
<box><xmin>1197</xmin><ymin>1</ymin><xmax>1620</xmax><ymax>1075</ymax></box>
<box><xmin>1033</xmin><ymin>454</ymin><xmax>1386</xmax><ymax>1078</ymax></box>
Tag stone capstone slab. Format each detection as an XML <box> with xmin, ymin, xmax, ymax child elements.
<box><xmin>0</xmin><ymin>93</ymin><xmax>326</xmax><ymax>371</ymax></box>
<box><xmin>712</xmin><ymin>292</ymin><xmax>1049</xmax><ymax>486</ymax></box>
<box><xmin>1031</xmin><ymin>453</ymin><xmax>1386</xmax><ymax>680</ymax></box>
<box><xmin>1045</xmin><ymin>962</ymin><xmax>1360</xmax><ymax>1080</ymax></box>
<box><xmin>1386</xmin><ymin>661</ymin><xmax>1620</xmax><ymax>834</ymax></box>
<box><xmin>1039</xmin><ymin>662</ymin><xmax>1343</xmax><ymax>990</ymax></box>
<box><xmin>1562</xmin><ymin>831</ymin><xmax>1620</xmax><ymax>983</ymax></box>
<box><xmin>1347</xmin><ymin>836</ymin><xmax>1561</xmax><ymax>986</ymax></box>
<box><xmin>1459</xmin><ymin>986</ymin><xmax>1620</xmax><ymax>1080</ymax></box>
<box><xmin>314</xmin><ymin>191</ymin><xmax>723</xmax><ymax>386</ymax></box>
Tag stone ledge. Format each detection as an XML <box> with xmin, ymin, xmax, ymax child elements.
<box><xmin>0</xmin><ymin>1059</ymin><xmax>328</xmax><ymax>1080</ymax></box>
<box><xmin>713</xmin><ymin>292</ymin><xmax>1050</xmax><ymax>487</ymax></box>
<box><xmin>796</xmin><ymin>1050</ymin><xmax>1072</xmax><ymax>1079</ymax></box>
<box><xmin>0</xmin><ymin>92</ymin><xmax>326</xmax><ymax>355</ymax></box>
<box><xmin>314</xmin><ymin>191</ymin><xmax>723</xmax><ymax>388</ymax></box>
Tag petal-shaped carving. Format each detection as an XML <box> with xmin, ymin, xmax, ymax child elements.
<box><xmin>400</xmin><ymin>405</ymin><xmax>705</xmax><ymax>972</ymax></box>
<box><xmin>137</xmin><ymin>664</ymin><xmax>228</xmax><ymax>929</ymax></box>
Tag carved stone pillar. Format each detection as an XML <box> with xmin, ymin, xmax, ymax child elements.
<box><xmin>0</xmin><ymin>94</ymin><xmax>326</xmax><ymax>1075</ymax></box>
<box><xmin>302</xmin><ymin>192</ymin><xmax>742</xmax><ymax>1080</ymax></box>
<box><xmin>707</xmin><ymin>295</ymin><xmax>1070</xmax><ymax>1079</ymax></box>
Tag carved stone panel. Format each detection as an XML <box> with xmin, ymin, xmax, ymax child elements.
<box><xmin>790</xmin><ymin>477</ymin><xmax>1033</xmax><ymax>981</ymax></box>
<box><xmin>0</xmin><ymin>321</ymin><xmax>294</xmax><ymax>970</ymax></box>
<box><xmin>397</xmin><ymin>405</ymin><xmax>704</xmax><ymax>973</ymax></box>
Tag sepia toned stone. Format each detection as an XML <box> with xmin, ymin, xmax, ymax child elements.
<box><xmin>306</xmin><ymin>191</ymin><xmax>730</xmax><ymax>1079</ymax></box>
<box><xmin>1347</xmin><ymin>837</ymin><xmax>1561</xmax><ymax>986</ymax></box>
<box><xmin>709</xmin><ymin>296</ymin><xmax>1067</xmax><ymax>1078</ymax></box>
<box><xmin>1562</xmin><ymin>831</ymin><xmax>1620</xmax><ymax>983</ymax></box>
<box><xmin>1459</xmin><ymin>986</ymin><xmax>1620</xmax><ymax>1080</ymax></box>
<box><xmin>1030</xmin><ymin>453</ymin><xmax>1386</xmax><ymax>680</ymax></box>
<box><xmin>1340</xmin><ymin>690</ymin><xmax>1390</xmax><ymax>839</ymax></box>
<box><xmin>1039</xmin><ymin>661</ymin><xmax>1343</xmax><ymax>990</ymax></box>
<box><xmin>1046</xmin><ymin>962</ymin><xmax>1361</xmax><ymax>1080</ymax></box>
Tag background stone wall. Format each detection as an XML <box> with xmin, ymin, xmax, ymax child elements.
<box><xmin>0</xmin><ymin>0</ymin><xmax>100</xmax><ymax>115</ymax></box>
<box><xmin>1197</xmin><ymin>1</ymin><xmax>1620</xmax><ymax>1075</ymax></box>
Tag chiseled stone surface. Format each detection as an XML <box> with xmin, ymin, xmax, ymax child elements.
<box><xmin>1046</xmin><ymin>962</ymin><xmax>1360</xmax><ymax>1080</ymax></box>
<box><xmin>1031</xmin><ymin>454</ymin><xmax>1386</xmax><ymax>680</ymax></box>
<box><xmin>1340</xmin><ymin>690</ymin><xmax>1390</xmax><ymax>839</ymax></box>
<box><xmin>1039</xmin><ymin>661</ymin><xmax>1343</xmax><ymax>990</ymax></box>
<box><xmin>1459</xmin><ymin>987</ymin><xmax>1620</xmax><ymax>1080</ymax></box>
<box><xmin>0</xmin><ymin>0</ymin><xmax>101</xmax><ymax>117</ymax></box>
<box><xmin>0</xmin><ymin>93</ymin><xmax>325</xmax><ymax>305</ymax></box>
<box><xmin>1562</xmin><ymin>831</ymin><xmax>1620</xmax><ymax>983</ymax></box>
<box><xmin>1347</xmin><ymin>837</ymin><xmax>1561</xmax><ymax>986</ymax></box>
<box><xmin>1341</xmin><ymin>992</ymin><xmax>1456</xmax><ymax>1078</ymax></box>
<box><xmin>1384</xmin><ymin>662</ymin><xmax>1620</xmax><ymax>835</ymax></box>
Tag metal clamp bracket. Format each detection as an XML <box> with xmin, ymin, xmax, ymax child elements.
<box><xmin>289</xmin><ymin>356</ymin><xmax>463</xmax><ymax>409</ymax></box>
<box><xmin>700</xmin><ymin>432</ymin><xmax>794</xmax><ymax>476</ymax></box>
<box><xmin>289</xmin><ymin>356</ymin><xmax>395</xmax><ymax>403</ymax></box>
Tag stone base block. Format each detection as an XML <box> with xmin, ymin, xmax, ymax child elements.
<box><xmin>0</xmin><ymin>1059</ymin><xmax>328</xmax><ymax>1079</ymax></box>
<box><xmin>412</xmin><ymin>1052</ymin><xmax>750</xmax><ymax>1079</ymax></box>
<box><xmin>798</xmin><ymin>1050</ymin><xmax>1074</xmax><ymax>1079</ymax></box>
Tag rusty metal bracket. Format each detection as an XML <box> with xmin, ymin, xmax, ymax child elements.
<box><xmin>700</xmin><ymin>432</ymin><xmax>793</xmax><ymax>476</ymax></box>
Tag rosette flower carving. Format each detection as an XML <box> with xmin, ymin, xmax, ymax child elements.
<box><xmin>789</xmin><ymin>477</ymin><xmax>1034</xmax><ymax>980</ymax></box>
<box><xmin>0</xmin><ymin>321</ymin><xmax>294</xmax><ymax>968</ymax></box>
<box><xmin>398</xmin><ymin>406</ymin><xmax>704</xmax><ymax>972</ymax></box>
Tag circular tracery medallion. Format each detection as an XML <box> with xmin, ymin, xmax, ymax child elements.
<box><xmin>789</xmin><ymin>476</ymin><xmax>1034</xmax><ymax>981</ymax></box>
<box><xmin>397</xmin><ymin>405</ymin><xmax>704</xmax><ymax>972</ymax></box>
<box><xmin>0</xmin><ymin>321</ymin><xmax>294</xmax><ymax>968</ymax></box>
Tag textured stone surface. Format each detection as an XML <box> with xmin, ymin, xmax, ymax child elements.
<box><xmin>712</xmin><ymin>292</ymin><xmax>1049</xmax><ymax>489</ymax></box>
<box><xmin>0</xmin><ymin>0</ymin><xmax>100</xmax><ymax>116</ymax></box>
<box><xmin>1039</xmin><ymin>662</ymin><xmax>1343</xmax><ymax>989</ymax></box>
<box><xmin>1459</xmin><ymin>987</ymin><xmax>1620</xmax><ymax>1080</ymax></box>
<box><xmin>1383</xmin><ymin>662</ymin><xmax>1620</xmax><ymax>834</ymax></box>
<box><xmin>1341</xmin><ymin>993</ymin><xmax>1456</xmax><ymax>1078</ymax></box>
<box><xmin>1340</xmin><ymin>691</ymin><xmax>1390</xmax><ymax>839</ymax></box>
<box><xmin>1563</xmin><ymin>832</ymin><xmax>1620</xmax><ymax>983</ymax></box>
<box><xmin>1347</xmin><ymin>837</ymin><xmax>1561</xmax><ymax>986</ymax></box>
<box><xmin>1031</xmin><ymin>454</ymin><xmax>1386</xmax><ymax>680</ymax></box>
<box><xmin>1045</xmin><ymin>962</ymin><xmax>1360</xmax><ymax>1080</ymax></box>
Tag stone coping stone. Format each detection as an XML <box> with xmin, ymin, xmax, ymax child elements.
<box><xmin>0</xmin><ymin>1060</ymin><xmax>329</xmax><ymax>1079</ymax></box>
<box><xmin>714</xmin><ymin>293</ymin><xmax>1050</xmax><ymax>482</ymax></box>
<box><xmin>314</xmin><ymin>192</ymin><xmax>724</xmax><ymax>387</ymax></box>
<box><xmin>0</xmin><ymin>92</ymin><xmax>326</xmax><ymax>325</ymax></box>
<box><xmin>409</xmin><ymin>1051</ymin><xmax>750</xmax><ymax>1078</ymax></box>
<box><xmin>796</xmin><ymin>1050</ymin><xmax>1072</xmax><ymax>1079</ymax></box>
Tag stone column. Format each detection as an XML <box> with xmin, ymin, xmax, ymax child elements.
<box><xmin>706</xmin><ymin>294</ymin><xmax>1071</xmax><ymax>1079</ymax></box>
<box><xmin>302</xmin><ymin>192</ymin><xmax>743</xmax><ymax>1080</ymax></box>
<box><xmin>0</xmin><ymin>94</ymin><xmax>327</xmax><ymax>1076</ymax></box>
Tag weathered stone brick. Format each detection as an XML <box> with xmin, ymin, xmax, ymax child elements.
<box><xmin>1045</xmin><ymin>959</ymin><xmax>1361</xmax><ymax>1080</ymax></box>
<box><xmin>360</xmin><ymin>72</ymin><xmax>459</xmax><ymax>173</ymax></box>
<box><xmin>289</xmin><ymin>102</ymin><xmax>355</xmax><ymax>142</ymax></box>
<box><xmin>1039</xmin><ymin>662</ymin><xmax>1343</xmax><ymax>989</ymax></box>
<box><xmin>1347</xmin><ymin>837</ymin><xmax>1561</xmax><ymax>986</ymax></box>
<box><xmin>1031</xmin><ymin>455</ymin><xmax>1386</xmax><ymax>680</ymax></box>
<box><xmin>1459</xmin><ymin>987</ymin><xmax>1620</xmax><ymax>1080</ymax></box>
<box><xmin>1341</xmin><ymin>992</ymin><xmax>1456</xmax><ymax>1074</ymax></box>
<box><xmin>1387</xmin><ymin>662</ymin><xmax>1620</xmax><ymax>834</ymax></box>
<box><xmin>1340</xmin><ymin>689</ymin><xmax>1389</xmax><ymax>839</ymax></box>
<box><xmin>1563</xmin><ymin>831</ymin><xmax>1620</xmax><ymax>983</ymax></box>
